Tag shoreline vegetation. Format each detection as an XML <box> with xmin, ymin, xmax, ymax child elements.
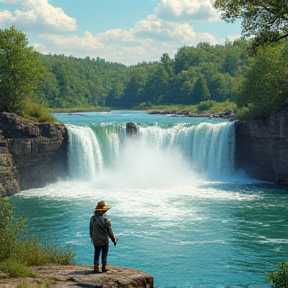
<box><xmin>49</xmin><ymin>100</ymin><xmax>237</xmax><ymax>120</ymax></box>
<box><xmin>0</xmin><ymin>198</ymin><xmax>74</xmax><ymax>279</ymax></box>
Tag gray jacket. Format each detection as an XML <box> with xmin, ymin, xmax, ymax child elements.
<box><xmin>90</xmin><ymin>212</ymin><xmax>117</xmax><ymax>246</ymax></box>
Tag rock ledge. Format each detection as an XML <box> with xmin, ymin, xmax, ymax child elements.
<box><xmin>0</xmin><ymin>265</ymin><xmax>154</xmax><ymax>288</ymax></box>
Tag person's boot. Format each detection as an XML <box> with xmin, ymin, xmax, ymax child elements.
<box><xmin>94</xmin><ymin>263</ymin><xmax>99</xmax><ymax>273</ymax></box>
<box><xmin>102</xmin><ymin>261</ymin><xmax>108</xmax><ymax>273</ymax></box>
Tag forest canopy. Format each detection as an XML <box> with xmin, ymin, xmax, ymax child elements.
<box><xmin>0</xmin><ymin>26</ymin><xmax>43</xmax><ymax>113</ymax></box>
<box><xmin>1</xmin><ymin>25</ymin><xmax>288</xmax><ymax>120</ymax></box>
<box><xmin>34</xmin><ymin>39</ymin><xmax>249</xmax><ymax>111</ymax></box>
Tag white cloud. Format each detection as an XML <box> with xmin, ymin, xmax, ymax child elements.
<box><xmin>0</xmin><ymin>10</ymin><xmax>13</xmax><ymax>26</ymax></box>
<box><xmin>3</xmin><ymin>0</ymin><xmax>228</xmax><ymax>65</ymax></box>
<box><xmin>1</xmin><ymin>0</ymin><xmax>22</xmax><ymax>3</ymax></box>
<box><xmin>34</xmin><ymin>14</ymin><xmax>218</xmax><ymax>65</ymax></box>
<box><xmin>155</xmin><ymin>0</ymin><xmax>220</xmax><ymax>23</ymax></box>
<box><xmin>38</xmin><ymin>31</ymin><xmax>104</xmax><ymax>52</ymax></box>
<box><xmin>33</xmin><ymin>42</ymin><xmax>46</xmax><ymax>53</ymax></box>
<box><xmin>134</xmin><ymin>14</ymin><xmax>216</xmax><ymax>44</ymax></box>
<box><xmin>0</xmin><ymin>0</ymin><xmax>76</xmax><ymax>32</ymax></box>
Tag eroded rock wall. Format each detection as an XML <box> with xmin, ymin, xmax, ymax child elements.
<box><xmin>0</xmin><ymin>130</ymin><xmax>20</xmax><ymax>197</ymax></box>
<box><xmin>0</xmin><ymin>113</ymin><xmax>68</xmax><ymax>195</ymax></box>
<box><xmin>235</xmin><ymin>107</ymin><xmax>288</xmax><ymax>185</ymax></box>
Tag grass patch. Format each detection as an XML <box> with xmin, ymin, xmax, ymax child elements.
<box><xmin>16</xmin><ymin>283</ymin><xmax>51</xmax><ymax>288</ymax></box>
<box><xmin>144</xmin><ymin>100</ymin><xmax>236</xmax><ymax>115</ymax></box>
<box><xmin>17</xmin><ymin>99</ymin><xmax>56</xmax><ymax>123</ymax></box>
<box><xmin>0</xmin><ymin>259</ymin><xmax>37</xmax><ymax>278</ymax></box>
<box><xmin>49</xmin><ymin>106</ymin><xmax>110</xmax><ymax>113</ymax></box>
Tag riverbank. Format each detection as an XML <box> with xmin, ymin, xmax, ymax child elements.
<box><xmin>0</xmin><ymin>265</ymin><xmax>154</xmax><ymax>288</ymax></box>
<box><xmin>48</xmin><ymin>101</ymin><xmax>237</xmax><ymax>117</ymax></box>
<box><xmin>147</xmin><ymin>108</ymin><xmax>237</xmax><ymax>120</ymax></box>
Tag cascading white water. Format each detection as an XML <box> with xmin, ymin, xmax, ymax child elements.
<box><xmin>66</xmin><ymin>124</ymin><xmax>104</xmax><ymax>179</ymax></box>
<box><xmin>66</xmin><ymin>121</ymin><xmax>235</xmax><ymax>182</ymax></box>
<box><xmin>138</xmin><ymin>122</ymin><xmax>235</xmax><ymax>177</ymax></box>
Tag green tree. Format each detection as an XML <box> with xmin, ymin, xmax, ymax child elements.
<box><xmin>213</xmin><ymin>0</ymin><xmax>288</xmax><ymax>41</ymax></box>
<box><xmin>143</xmin><ymin>64</ymin><xmax>169</xmax><ymax>105</ymax></box>
<box><xmin>161</xmin><ymin>53</ymin><xmax>174</xmax><ymax>77</ymax></box>
<box><xmin>192</xmin><ymin>75</ymin><xmax>211</xmax><ymax>104</ymax></box>
<box><xmin>236</xmin><ymin>41</ymin><xmax>288</xmax><ymax>119</ymax></box>
<box><xmin>209</xmin><ymin>73</ymin><xmax>234</xmax><ymax>102</ymax></box>
<box><xmin>0</xmin><ymin>26</ymin><xmax>43</xmax><ymax>112</ymax></box>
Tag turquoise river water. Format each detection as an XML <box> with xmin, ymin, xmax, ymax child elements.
<box><xmin>10</xmin><ymin>111</ymin><xmax>288</xmax><ymax>288</ymax></box>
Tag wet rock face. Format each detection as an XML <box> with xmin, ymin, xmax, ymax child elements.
<box><xmin>0</xmin><ymin>113</ymin><xmax>69</xmax><ymax>195</ymax></box>
<box><xmin>235</xmin><ymin>107</ymin><xmax>288</xmax><ymax>185</ymax></box>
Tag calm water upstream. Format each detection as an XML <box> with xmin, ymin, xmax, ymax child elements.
<box><xmin>10</xmin><ymin>111</ymin><xmax>288</xmax><ymax>288</ymax></box>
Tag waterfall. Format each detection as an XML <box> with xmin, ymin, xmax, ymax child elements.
<box><xmin>66</xmin><ymin>121</ymin><xmax>235</xmax><ymax>181</ymax></box>
<box><xmin>66</xmin><ymin>125</ymin><xmax>104</xmax><ymax>179</ymax></box>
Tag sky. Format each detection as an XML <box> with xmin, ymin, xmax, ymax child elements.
<box><xmin>0</xmin><ymin>0</ymin><xmax>242</xmax><ymax>65</ymax></box>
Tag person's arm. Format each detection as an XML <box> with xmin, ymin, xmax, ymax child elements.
<box><xmin>89</xmin><ymin>216</ymin><xmax>93</xmax><ymax>238</ymax></box>
<box><xmin>106</xmin><ymin>218</ymin><xmax>118</xmax><ymax>246</ymax></box>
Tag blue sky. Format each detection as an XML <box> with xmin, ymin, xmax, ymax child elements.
<box><xmin>0</xmin><ymin>0</ymin><xmax>242</xmax><ymax>65</ymax></box>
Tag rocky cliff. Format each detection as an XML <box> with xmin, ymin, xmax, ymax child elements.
<box><xmin>0</xmin><ymin>113</ymin><xmax>68</xmax><ymax>196</ymax></box>
<box><xmin>0</xmin><ymin>129</ymin><xmax>20</xmax><ymax>197</ymax></box>
<box><xmin>235</xmin><ymin>107</ymin><xmax>288</xmax><ymax>185</ymax></box>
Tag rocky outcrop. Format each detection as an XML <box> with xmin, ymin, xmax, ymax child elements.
<box><xmin>235</xmin><ymin>107</ymin><xmax>288</xmax><ymax>185</ymax></box>
<box><xmin>0</xmin><ymin>130</ymin><xmax>20</xmax><ymax>197</ymax></box>
<box><xmin>126</xmin><ymin>122</ymin><xmax>138</xmax><ymax>135</ymax></box>
<box><xmin>0</xmin><ymin>265</ymin><xmax>154</xmax><ymax>288</ymax></box>
<box><xmin>0</xmin><ymin>113</ymin><xmax>68</xmax><ymax>194</ymax></box>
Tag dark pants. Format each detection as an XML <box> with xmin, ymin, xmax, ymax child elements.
<box><xmin>94</xmin><ymin>244</ymin><xmax>109</xmax><ymax>265</ymax></box>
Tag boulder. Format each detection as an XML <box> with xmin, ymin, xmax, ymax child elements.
<box><xmin>126</xmin><ymin>122</ymin><xmax>139</xmax><ymax>135</ymax></box>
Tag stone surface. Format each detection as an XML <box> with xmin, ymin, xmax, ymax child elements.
<box><xmin>0</xmin><ymin>265</ymin><xmax>154</xmax><ymax>288</ymax></box>
<box><xmin>0</xmin><ymin>130</ymin><xmax>20</xmax><ymax>197</ymax></box>
<box><xmin>126</xmin><ymin>122</ymin><xmax>138</xmax><ymax>135</ymax></box>
<box><xmin>235</xmin><ymin>107</ymin><xmax>288</xmax><ymax>185</ymax></box>
<box><xmin>0</xmin><ymin>113</ymin><xmax>69</xmax><ymax>194</ymax></box>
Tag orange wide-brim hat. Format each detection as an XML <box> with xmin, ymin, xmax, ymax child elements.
<box><xmin>95</xmin><ymin>201</ymin><xmax>110</xmax><ymax>212</ymax></box>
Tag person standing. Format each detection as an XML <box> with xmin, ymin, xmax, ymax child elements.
<box><xmin>89</xmin><ymin>201</ymin><xmax>118</xmax><ymax>273</ymax></box>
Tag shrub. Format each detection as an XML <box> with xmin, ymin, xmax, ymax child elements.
<box><xmin>0</xmin><ymin>197</ymin><xmax>74</xmax><ymax>277</ymax></box>
<box><xmin>17</xmin><ymin>99</ymin><xmax>56</xmax><ymax>123</ymax></box>
<box><xmin>17</xmin><ymin>239</ymin><xmax>74</xmax><ymax>266</ymax></box>
<box><xmin>268</xmin><ymin>262</ymin><xmax>288</xmax><ymax>288</ymax></box>
<box><xmin>0</xmin><ymin>198</ymin><xmax>26</xmax><ymax>263</ymax></box>
<box><xmin>197</xmin><ymin>100</ymin><xmax>215</xmax><ymax>112</ymax></box>
<box><xmin>138</xmin><ymin>102</ymin><xmax>152</xmax><ymax>109</ymax></box>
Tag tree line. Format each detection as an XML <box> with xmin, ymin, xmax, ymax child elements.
<box><xmin>1</xmin><ymin>0</ymin><xmax>288</xmax><ymax>121</ymax></box>
<box><xmin>34</xmin><ymin>40</ymin><xmax>248</xmax><ymax>110</ymax></box>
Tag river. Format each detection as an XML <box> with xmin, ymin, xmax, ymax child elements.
<box><xmin>10</xmin><ymin>111</ymin><xmax>288</xmax><ymax>288</ymax></box>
